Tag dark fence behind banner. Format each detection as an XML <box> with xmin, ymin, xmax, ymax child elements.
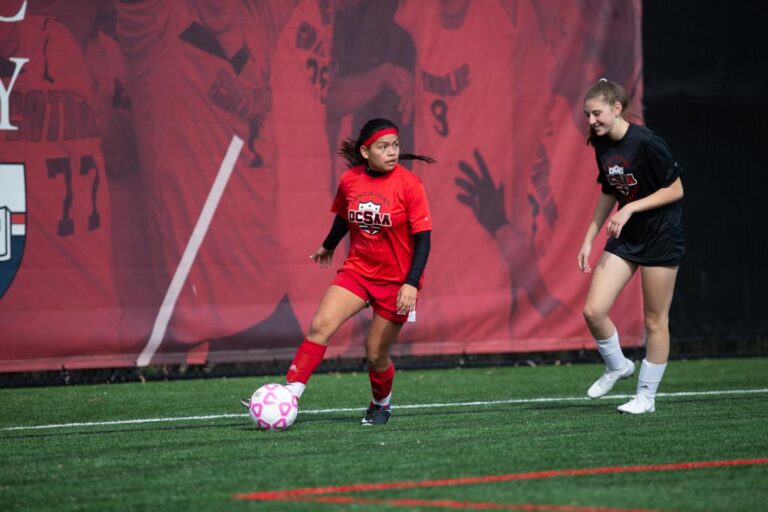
<box><xmin>643</xmin><ymin>0</ymin><xmax>768</xmax><ymax>345</ymax></box>
<box><xmin>1</xmin><ymin>0</ymin><xmax>764</xmax><ymax>376</ymax></box>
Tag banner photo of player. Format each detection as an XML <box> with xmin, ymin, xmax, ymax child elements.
<box><xmin>0</xmin><ymin>0</ymin><xmax>644</xmax><ymax>372</ymax></box>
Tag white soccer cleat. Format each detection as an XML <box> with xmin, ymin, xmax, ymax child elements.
<box><xmin>587</xmin><ymin>358</ymin><xmax>635</xmax><ymax>399</ymax></box>
<box><xmin>617</xmin><ymin>395</ymin><xmax>655</xmax><ymax>414</ymax></box>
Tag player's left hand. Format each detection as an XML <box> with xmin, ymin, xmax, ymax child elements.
<box><xmin>606</xmin><ymin>206</ymin><xmax>633</xmax><ymax>238</ymax></box>
<box><xmin>396</xmin><ymin>284</ymin><xmax>417</xmax><ymax>316</ymax></box>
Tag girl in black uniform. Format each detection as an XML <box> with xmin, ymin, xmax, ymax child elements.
<box><xmin>578</xmin><ymin>79</ymin><xmax>684</xmax><ymax>414</ymax></box>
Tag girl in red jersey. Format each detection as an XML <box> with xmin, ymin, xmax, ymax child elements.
<box><xmin>579</xmin><ymin>79</ymin><xmax>684</xmax><ymax>414</ymax></box>
<box><xmin>246</xmin><ymin>118</ymin><xmax>434</xmax><ymax>425</ymax></box>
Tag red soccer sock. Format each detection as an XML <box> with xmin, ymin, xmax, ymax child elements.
<box><xmin>369</xmin><ymin>362</ymin><xmax>395</xmax><ymax>405</ymax></box>
<box><xmin>286</xmin><ymin>339</ymin><xmax>327</xmax><ymax>385</ymax></box>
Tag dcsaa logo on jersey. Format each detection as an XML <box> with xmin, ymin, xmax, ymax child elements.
<box><xmin>349</xmin><ymin>201</ymin><xmax>391</xmax><ymax>235</ymax></box>
<box><xmin>0</xmin><ymin>163</ymin><xmax>26</xmax><ymax>299</ymax></box>
<box><xmin>606</xmin><ymin>164</ymin><xmax>637</xmax><ymax>196</ymax></box>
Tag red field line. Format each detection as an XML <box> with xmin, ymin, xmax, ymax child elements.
<box><xmin>287</xmin><ymin>495</ymin><xmax>660</xmax><ymax>511</ymax></box>
<box><xmin>233</xmin><ymin>457</ymin><xmax>768</xmax><ymax>510</ymax></box>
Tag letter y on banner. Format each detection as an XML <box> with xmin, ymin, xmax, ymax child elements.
<box><xmin>1</xmin><ymin>1</ymin><xmax>29</xmax><ymax>130</ymax></box>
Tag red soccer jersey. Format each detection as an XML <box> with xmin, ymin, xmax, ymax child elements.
<box><xmin>332</xmin><ymin>164</ymin><xmax>432</xmax><ymax>285</ymax></box>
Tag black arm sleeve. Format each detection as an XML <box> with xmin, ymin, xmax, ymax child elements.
<box><xmin>404</xmin><ymin>231</ymin><xmax>431</xmax><ymax>287</ymax></box>
<box><xmin>322</xmin><ymin>214</ymin><xmax>349</xmax><ymax>250</ymax></box>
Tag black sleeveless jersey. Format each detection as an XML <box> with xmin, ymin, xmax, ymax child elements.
<box><xmin>592</xmin><ymin>124</ymin><xmax>684</xmax><ymax>266</ymax></box>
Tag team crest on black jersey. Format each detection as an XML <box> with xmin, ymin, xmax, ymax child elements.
<box><xmin>348</xmin><ymin>201</ymin><xmax>391</xmax><ymax>235</ymax></box>
<box><xmin>606</xmin><ymin>164</ymin><xmax>638</xmax><ymax>196</ymax></box>
<box><xmin>0</xmin><ymin>163</ymin><xmax>27</xmax><ymax>299</ymax></box>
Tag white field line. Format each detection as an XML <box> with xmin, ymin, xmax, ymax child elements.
<box><xmin>2</xmin><ymin>388</ymin><xmax>767</xmax><ymax>433</ymax></box>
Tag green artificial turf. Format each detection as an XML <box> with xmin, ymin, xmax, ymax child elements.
<box><xmin>1</xmin><ymin>358</ymin><xmax>766</xmax><ymax>511</ymax></box>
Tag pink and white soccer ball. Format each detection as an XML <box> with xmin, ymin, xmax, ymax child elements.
<box><xmin>248</xmin><ymin>383</ymin><xmax>298</xmax><ymax>431</ymax></box>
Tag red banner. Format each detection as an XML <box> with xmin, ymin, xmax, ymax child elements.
<box><xmin>0</xmin><ymin>0</ymin><xmax>644</xmax><ymax>372</ymax></box>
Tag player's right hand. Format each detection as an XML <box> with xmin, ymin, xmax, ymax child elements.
<box><xmin>577</xmin><ymin>243</ymin><xmax>592</xmax><ymax>273</ymax></box>
<box><xmin>310</xmin><ymin>246</ymin><xmax>334</xmax><ymax>269</ymax></box>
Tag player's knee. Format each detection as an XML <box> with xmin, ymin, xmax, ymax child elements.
<box><xmin>582</xmin><ymin>305</ymin><xmax>606</xmax><ymax>327</ymax></box>
<box><xmin>366</xmin><ymin>353</ymin><xmax>380</xmax><ymax>369</ymax></box>
<box><xmin>307</xmin><ymin>313</ymin><xmax>335</xmax><ymax>340</ymax></box>
<box><xmin>643</xmin><ymin>314</ymin><xmax>669</xmax><ymax>336</ymax></box>
<box><xmin>366</xmin><ymin>350</ymin><xmax>388</xmax><ymax>370</ymax></box>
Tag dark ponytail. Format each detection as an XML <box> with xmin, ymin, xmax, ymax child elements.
<box><xmin>339</xmin><ymin>118</ymin><xmax>436</xmax><ymax>168</ymax></box>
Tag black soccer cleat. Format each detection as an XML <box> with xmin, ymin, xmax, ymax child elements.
<box><xmin>360</xmin><ymin>403</ymin><xmax>391</xmax><ymax>426</ymax></box>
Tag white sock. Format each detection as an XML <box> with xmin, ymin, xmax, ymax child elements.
<box><xmin>373</xmin><ymin>393</ymin><xmax>391</xmax><ymax>407</ymax></box>
<box><xmin>595</xmin><ymin>330</ymin><xmax>626</xmax><ymax>371</ymax></box>
<box><xmin>285</xmin><ymin>382</ymin><xmax>306</xmax><ymax>399</ymax></box>
<box><xmin>637</xmin><ymin>359</ymin><xmax>667</xmax><ymax>399</ymax></box>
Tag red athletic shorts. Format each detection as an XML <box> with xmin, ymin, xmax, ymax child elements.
<box><xmin>332</xmin><ymin>268</ymin><xmax>413</xmax><ymax>324</ymax></box>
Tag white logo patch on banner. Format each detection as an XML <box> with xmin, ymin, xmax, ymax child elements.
<box><xmin>0</xmin><ymin>163</ymin><xmax>27</xmax><ymax>298</ymax></box>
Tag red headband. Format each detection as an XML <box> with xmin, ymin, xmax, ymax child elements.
<box><xmin>362</xmin><ymin>128</ymin><xmax>398</xmax><ymax>147</ymax></box>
